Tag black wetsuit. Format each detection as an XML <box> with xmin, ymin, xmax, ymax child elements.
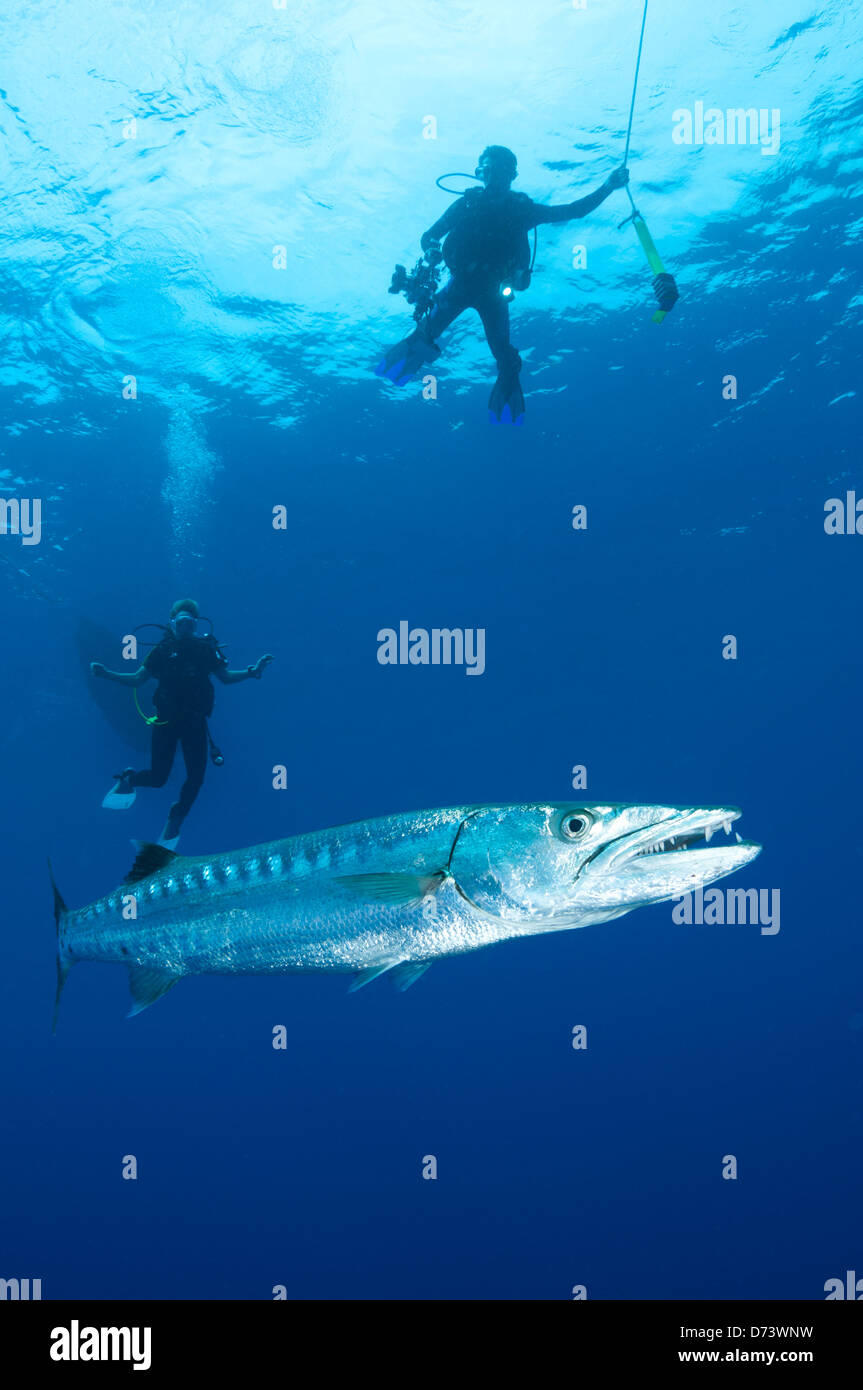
<box><xmin>129</xmin><ymin>635</ymin><xmax>226</xmax><ymax>829</ymax></box>
<box><xmin>420</xmin><ymin>185</ymin><xmax>611</xmax><ymax>370</ymax></box>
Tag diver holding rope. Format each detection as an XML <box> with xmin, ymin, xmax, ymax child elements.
<box><xmin>376</xmin><ymin>146</ymin><xmax>631</xmax><ymax>423</ymax></box>
<box><xmin>90</xmin><ymin>599</ymin><xmax>273</xmax><ymax>848</ymax></box>
<box><xmin>376</xmin><ymin>5</ymin><xmax>678</xmax><ymax>422</ymax></box>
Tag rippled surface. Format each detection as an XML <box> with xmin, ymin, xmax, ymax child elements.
<box><xmin>2</xmin><ymin>0</ymin><xmax>860</xmax><ymax>438</ymax></box>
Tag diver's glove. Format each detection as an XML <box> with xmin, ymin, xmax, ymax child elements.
<box><xmin>424</xmin><ymin>242</ymin><xmax>443</xmax><ymax>267</ymax></box>
<box><xmin>90</xmin><ymin>661</ymin><xmax>107</xmax><ymax>678</ymax></box>
<box><xmin>249</xmin><ymin>654</ymin><xmax>274</xmax><ymax>679</ymax></box>
<box><xmin>653</xmin><ymin>272</ymin><xmax>679</xmax><ymax>313</ymax></box>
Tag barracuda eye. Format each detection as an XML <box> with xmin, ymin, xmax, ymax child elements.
<box><xmin>560</xmin><ymin>811</ymin><xmax>592</xmax><ymax>841</ymax></box>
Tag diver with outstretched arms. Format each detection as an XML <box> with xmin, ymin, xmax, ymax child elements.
<box><xmin>90</xmin><ymin>598</ymin><xmax>273</xmax><ymax>848</ymax></box>
<box><xmin>376</xmin><ymin>146</ymin><xmax>675</xmax><ymax>422</ymax></box>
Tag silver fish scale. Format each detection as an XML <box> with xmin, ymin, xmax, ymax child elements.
<box><xmin>55</xmin><ymin>801</ymin><xmax>761</xmax><ymax>1015</ymax></box>
<box><xmin>63</xmin><ymin>806</ymin><xmax>492</xmax><ymax>977</ymax></box>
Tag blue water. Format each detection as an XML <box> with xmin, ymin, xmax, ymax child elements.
<box><xmin>1</xmin><ymin>0</ymin><xmax>861</xmax><ymax>1301</ymax></box>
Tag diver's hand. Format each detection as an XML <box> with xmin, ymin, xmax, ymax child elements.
<box><xmin>653</xmin><ymin>272</ymin><xmax>679</xmax><ymax>312</ymax></box>
<box><xmin>605</xmin><ymin>165</ymin><xmax>630</xmax><ymax>191</ymax></box>
<box><xmin>250</xmin><ymin>654</ymin><xmax>274</xmax><ymax>679</ymax></box>
<box><xmin>90</xmin><ymin>661</ymin><xmax>107</xmax><ymax>678</ymax></box>
<box><xmin>425</xmin><ymin>242</ymin><xmax>443</xmax><ymax>267</ymax></box>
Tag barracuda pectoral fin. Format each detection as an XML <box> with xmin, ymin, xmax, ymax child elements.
<box><xmin>126</xmin><ymin>966</ymin><xmax>181</xmax><ymax>1017</ymax></box>
<box><xmin>348</xmin><ymin>959</ymin><xmax>433</xmax><ymax>993</ymax></box>
<box><xmin>389</xmin><ymin>961</ymin><xmax>432</xmax><ymax>991</ymax></box>
<box><xmin>348</xmin><ymin>958</ymin><xmax>405</xmax><ymax>992</ymax></box>
<box><xmin>336</xmin><ymin>870</ymin><xmax>445</xmax><ymax>906</ymax></box>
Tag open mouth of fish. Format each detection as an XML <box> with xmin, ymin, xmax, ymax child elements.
<box><xmin>633</xmin><ymin>813</ymin><xmax>744</xmax><ymax>857</ymax></box>
<box><xmin>596</xmin><ymin>808</ymin><xmax>759</xmax><ymax>873</ymax></box>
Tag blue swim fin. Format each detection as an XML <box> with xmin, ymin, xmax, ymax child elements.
<box><xmin>375</xmin><ymin>330</ymin><xmax>441</xmax><ymax>386</ymax></box>
<box><xmin>488</xmin><ymin>367</ymin><xmax>525</xmax><ymax>424</ymax></box>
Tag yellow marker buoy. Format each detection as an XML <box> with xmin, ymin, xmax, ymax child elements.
<box><xmin>632</xmin><ymin>215</ymin><xmax>670</xmax><ymax>323</ymax></box>
<box><xmin>619</xmin><ymin>0</ymin><xmax>679</xmax><ymax>322</ymax></box>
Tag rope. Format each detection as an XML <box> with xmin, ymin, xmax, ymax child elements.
<box><xmin>623</xmin><ymin>0</ymin><xmax>649</xmax><ymax>166</ymax></box>
<box><xmin>622</xmin><ymin>0</ymin><xmax>649</xmax><ymax>216</ymax></box>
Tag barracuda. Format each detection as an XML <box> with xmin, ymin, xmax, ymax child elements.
<box><xmin>51</xmin><ymin>802</ymin><xmax>761</xmax><ymax>1025</ymax></box>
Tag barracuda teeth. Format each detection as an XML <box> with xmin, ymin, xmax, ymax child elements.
<box><xmin>723</xmin><ymin>819</ymin><xmax>732</xmax><ymax>835</ymax></box>
<box><xmin>735</xmin><ymin>831</ymin><xmax>742</xmax><ymax>843</ymax></box>
<box><xmin>705</xmin><ymin>826</ymin><xmax>714</xmax><ymax>843</ymax></box>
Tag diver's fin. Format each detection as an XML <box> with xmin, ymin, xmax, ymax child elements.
<box><xmin>375</xmin><ymin>331</ymin><xmax>440</xmax><ymax>386</ymax></box>
<box><xmin>126</xmin><ymin>966</ymin><xmax>180</xmax><ymax>1017</ymax></box>
<box><xmin>488</xmin><ymin>367</ymin><xmax>525</xmax><ymax>425</ymax></box>
<box><xmin>102</xmin><ymin>770</ymin><xmax>136</xmax><ymax>810</ymax></box>
<box><xmin>348</xmin><ymin>958</ymin><xmax>404</xmax><ymax>993</ymax></box>
<box><xmin>158</xmin><ymin>805</ymin><xmax>183</xmax><ymax>851</ymax></box>
<box><xmin>123</xmin><ymin>841</ymin><xmax>181</xmax><ymax>886</ymax></box>
<box><xmin>336</xmin><ymin>870</ymin><xmax>445</xmax><ymax>906</ymax></box>
<box><xmin>390</xmin><ymin>961</ymin><xmax>432</xmax><ymax>991</ymax></box>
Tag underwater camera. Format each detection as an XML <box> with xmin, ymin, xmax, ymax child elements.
<box><xmin>388</xmin><ymin>256</ymin><xmax>441</xmax><ymax>317</ymax></box>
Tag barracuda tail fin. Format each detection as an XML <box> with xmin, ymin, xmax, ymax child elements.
<box><xmin>49</xmin><ymin>858</ymin><xmax>71</xmax><ymax>1035</ymax></box>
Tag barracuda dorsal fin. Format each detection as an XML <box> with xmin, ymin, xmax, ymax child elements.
<box><xmin>124</xmin><ymin>841</ymin><xmax>181</xmax><ymax>885</ymax></box>
<box><xmin>126</xmin><ymin>966</ymin><xmax>180</xmax><ymax>1017</ymax></box>
<box><xmin>336</xmin><ymin>870</ymin><xmax>445</xmax><ymax>905</ymax></box>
